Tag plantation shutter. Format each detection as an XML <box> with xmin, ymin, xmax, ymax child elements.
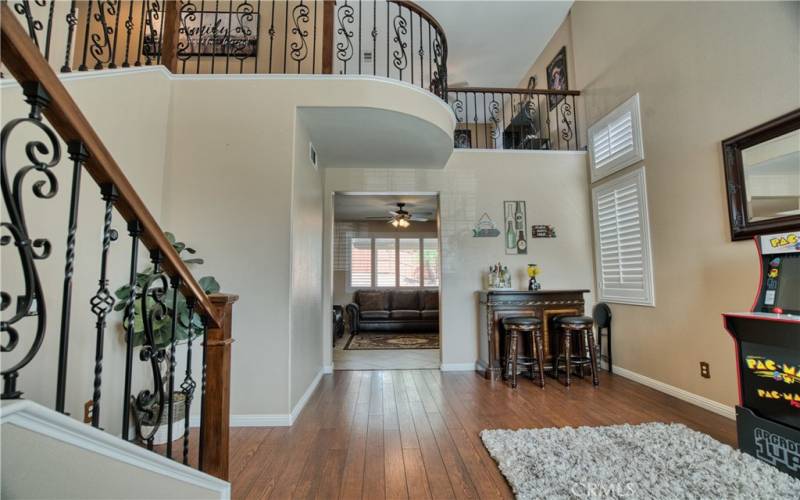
<box><xmin>589</xmin><ymin>94</ymin><xmax>644</xmax><ymax>182</ymax></box>
<box><xmin>398</xmin><ymin>239</ymin><xmax>421</xmax><ymax>287</ymax></box>
<box><xmin>423</xmin><ymin>238</ymin><xmax>440</xmax><ymax>287</ymax></box>
<box><xmin>375</xmin><ymin>238</ymin><xmax>397</xmax><ymax>287</ymax></box>
<box><xmin>349</xmin><ymin>238</ymin><xmax>372</xmax><ymax>288</ymax></box>
<box><xmin>592</xmin><ymin>167</ymin><xmax>655</xmax><ymax>306</ymax></box>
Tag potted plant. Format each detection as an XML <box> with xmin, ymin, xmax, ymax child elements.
<box><xmin>114</xmin><ymin>232</ymin><xmax>220</xmax><ymax>444</ymax></box>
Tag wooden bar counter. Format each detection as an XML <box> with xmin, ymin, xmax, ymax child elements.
<box><xmin>477</xmin><ymin>289</ymin><xmax>590</xmax><ymax>380</ymax></box>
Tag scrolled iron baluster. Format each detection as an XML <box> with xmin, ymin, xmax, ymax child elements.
<box><xmin>90</xmin><ymin>0</ymin><xmax>117</xmax><ymax>70</ymax></box>
<box><xmin>166</xmin><ymin>275</ymin><xmax>181</xmax><ymax>459</ymax></box>
<box><xmin>108</xmin><ymin>0</ymin><xmax>123</xmax><ymax>68</ymax></box>
<box><xmin>391</xmin><ymin>6</ymin><xmax>408</xmax><ymax>75</ymax></box>
<box><xmin>121</xmin><ymin>0</ymin><xmax>135</xmax><ymax>67</ymax></box>
<box><xmin>61</xmin><ymin>1</ymin><xmax>78</xmax><ymax>72</ymax></box>
<box><xmin>43</xmin><ymin>0</ymin><xmax>55</xmax><ymax>62</ymax></box>
<box><xmin>13</xmin><ymin>0</ymin><xmax>45</xmax><ymax>49</ymax></box>
<box><xmin>450</xmin><ymin>93</ymin><xmax>464</xmax><ymax>123</ymax></box>
<box><xmin>144</xmin><ymin>0</ymin><xmax>164</xmax><ymax>65</ymax></box>
<box><xmin>488</xmin><ymin>95</ymin><xmax>501</xmax><ymax>146</ymax></box>
<box><xmin>131</xmin><ymin>250</ymin><xmax>169</xmax><ymax>450</ymax></box>
<box><xmin>335</xmin><ymin>1</ymin><xmax>355</xmax><ymax>70</ymax></box>
<box><xmin>181</xmin><ymin>298</ymin><xmax>197</xmax><ymax>465</ymax></box>
<box><xmin>198</xmin><ymin>315</ymin><xmax>208</xmax><ymax>470</ymax></box>
<box><xmin>232</xmin><ymin>0</ymin><xmax>256</xmax><ymax>63</ymax></box>
<box><xmin>559</xmin><ymin>99</ymin><xmax>574</xmax><ymax>146</ymax></box>
<box><xmin>89</xmin><ymin>183</ymin><xmax>119</xmax><ymax>427</ymax></box>
<box><xmin>176</xmin><ymin>1</ymin><xmax>199</xmax><ymax>64</ymax></box>
<box><xmin>431</xmin><ymin>32</ymin><xmax>444</xmax><ymax>98</ymax></box>
<box><xmin>289</xmin><ymin>1</ymin><xmax>310</xmax><ymax>69</ymax></box>
<box><xmin>1</xmin><ymin>82</ymin><xmax>61</xmax><ymax>400</ymax></box>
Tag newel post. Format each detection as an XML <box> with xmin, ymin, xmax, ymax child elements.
<box><xmin>200</xmin><ymin>293</ymin><xmax>238</xmax><ymax>480</ymax></box>
<box><xmin>161</xmin><ymin>0</ymin><xmax>181</xmax><ymax>73</ymax></box>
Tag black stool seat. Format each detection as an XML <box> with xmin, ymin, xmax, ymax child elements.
<box><xmin>555</xmin><ymin>315</ymin><xmax>594</xmax><ymax>327</ymax></box>
<box><xmin>503</xmin><ymin>316</ymin><xmax>542</xmax><ymax>327</ymax></box>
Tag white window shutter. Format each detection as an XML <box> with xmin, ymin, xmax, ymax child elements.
<box><xmin>592</xmin><ymin>167</ymin><xmax>655</xmax><ymax>306</ymax></box>
<box><xmin>589</xmin><ymin>94</ymin><xmax>644</xmax><ymax>182</ymax></box>
<box><xmin>349</xmin><ymin>238</ymin><xmax>373</xmax><ymax>288</ymax></box>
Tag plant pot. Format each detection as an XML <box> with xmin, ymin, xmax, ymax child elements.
<box><xmin>141</xmin><ymin>392</ymin><xmax>188</xmax><ymax>445</ymax></box>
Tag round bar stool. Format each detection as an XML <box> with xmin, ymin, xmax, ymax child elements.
<box><xmin>552</xmin><ymin>316</ymin><xmax>599</xmax><ymax>387</ymax></box>
<box><xmin>501</xmin><ymin>317</ymin><xmax>546</xmax><ymax>389</ymax></box>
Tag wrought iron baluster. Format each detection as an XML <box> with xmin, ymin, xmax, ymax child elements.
<box><xmin>79</xmin><ymin>0</ymin><xmax>94</xmax><ymax>70</ymax></box>
<box><xmin>13</xmin><ymin>0</ymin><xmax>43</xmax><ymax>49</ymax></box>
<box><xmin>177</xmin><ymin>1</ymin><xmax>198</xmax><ymax>73</ymax></box>
<box><xmin>1</xmin><ymin>82</ymin><xmax>60</xmax><ymax>401</ymax></box>
<box><xmin>121</xmin><ymin>219</ymin><xmax>142</xmax><ymax>439</ymax></box>
<box><xmin>196</xmin><ymin>1</ymin><xmax>205</xmax><ymax>74</ymax></box>
<box><xmin>198</xmin><ymin>316</ymin><xmax>208</xmax><ymax>470</ymax></box>
<box><xmin>44</xmin><ymin>0</ymin><xmax>55</xmax><ymax>62</ymax></box>
<box><xmin>417</xmin><ymin>14</ymin><xmax>422</xmax><ymax>88</ymax></box>
<box><xmin>391</xmin><ymin>3</ymin><xmax>407</xmax><ymax>80</ymax></box>
<box><xmin>254</xmin><ymin>0</ymin><xmax>262</xmax><ymax>74</ymax></box>
<box><xmin>289</xmin><ymin>0</ymin><xmax>310</xmax><ymax>73</ymax></box>
<box><xmin>144</xmin><ymin>0</ymin><xmax>162</xmax><ymax>66</ymax></box>
<box><xmin>311</xmin><ymin>0</ymin><xmax>317</xmax><ymax>73</ymax></box>
<box><xmin>371</xmin><ymin>0</ymin><xmax>376</xmax><ymax>76</ymax></box>
<box><xmin>166</xmin><ymin>275</ymin><xmax>181</xmax><ymax>459</ymax></box>
<box><xmin>211</xmin><ymin>0</ymin><xmax>220</xmax><ymax>74</ymax></box>
<box><xmin>61</xmin><ymin>1</ymin><xmax>78</xmax><ymax>72</ymax></box>
<box><xmin>90</xmin><ymin>0</ymin><xmax>116</xmax><ymax>70</ymax></box>
<box><xmin>55</xmin><ymin>140</ymin><xmax>88</xmax><ymax>413</ymax></box>
<box><xmin>182</xmin><ymin>298</ymin><xmax>197</xmax><ymax>465</ymax></box>
<box><xmin>134</xmin><ymin>0</ymin><xmax>146</xmax><ymax>66</ymax></box>
<box><xmin>89</xmin><ymin>183</ymin><xmax>119</xmax><ymax>427</ymax></box>
<box><xmin>121</xmin><ymin>0</ymin><xmax>134</xmax><ymax>67</ymax></box>
<box><xmin>282</xmin><ymin>0</ymin><xmax>288</xmax><ymax>73</ymax></box>
<box><xmin>267</xmin><ymin>0</ymin><xmax>275</xmax><ymax>73</ymax></box>
<box><xmin>357</xmin><ymin>0</ymin><xmax>361</xmax><ymax>74</ymax></box>
<box><xmin>489</xmin><ymin>93</ymin><xmax>500</xmax><ymax>149</ymax></box>
<box><xmin>225</xmin><ymin>0</ymin><xmax>233</xmax><ymax>73</ymax></box>
<box><xmin>108</xmin><ymin>0</ymin><xmax>122</xmax><ymax>68</ymax></box>
<box><xmin>132</xmin><ymin>249</ymin><xmax>169</xmax><ymax>451</ymax></box>
<box><xmin>409</xmin><ymin>9</ymin><xmax>412</xmax><ymax>85</ymax></box>
<box><xmin>336</xmin><ymin>0</ymin><xmax>355</xmax><ymax>74</ymax></box>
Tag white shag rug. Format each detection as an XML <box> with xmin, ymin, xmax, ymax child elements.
<box><xmin>481</xmin><ymin>423</ymin><xmax>799</xmax><ymax>499</ymax></box>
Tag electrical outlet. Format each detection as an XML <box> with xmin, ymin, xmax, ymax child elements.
<box><xmin>83</xmin><ymin>400</ymin><xmax>93</xmax><ymax>424</ymax></box>
<box><xmin>700</xmin><ymin>361</ymin><xmax>710</xmax><ymax>379</ymax></box>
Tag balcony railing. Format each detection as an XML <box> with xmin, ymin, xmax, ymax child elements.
<box><xmin>3</xmin><ymin>0</ymin><xmax>581</xmax><ymax>152</ymax></box>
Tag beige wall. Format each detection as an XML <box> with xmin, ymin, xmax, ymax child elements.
<box><xmin>323</xmin><ymin>150</ymin><xmax>596</xmax><ymax>369</ymax></box>
<box><xmin>523</xmin><ymin>1</ymin><xmax>800</xmax><ymax>408</ymax></box>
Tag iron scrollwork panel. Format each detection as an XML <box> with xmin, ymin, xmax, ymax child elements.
<box><xmin>1</xmin><ymin>83</ymin><xmax>61</xmax><ymax>400</ymax></box>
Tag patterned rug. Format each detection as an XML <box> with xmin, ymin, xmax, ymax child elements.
<box><xmin>344</xmin><ymin>333</ymin><xmax>439</xmax><ymax>350</ymax></box>
<box><xmin>481</xmin><ymin>423</ymin><xmax>800</xmax><ymax>499</ymax></box>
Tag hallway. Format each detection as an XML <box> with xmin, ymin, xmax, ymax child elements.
<box><xmin>222</xmin><ymin>369</ymin><xmax>736</xmax><ymax>499</ymax></box>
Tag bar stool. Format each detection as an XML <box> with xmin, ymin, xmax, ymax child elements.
<box><xmin>552</xmin><ymin>316</ymin><xmax>599</xmax><ymax>387</ymax></box>
<box><xmin>502</xmin><ymin>316</ymin><xmax>546</xmax><ymax>388</ymax></box>
<box><xmin>593</xmin><ymin>303</ymin><xmax>612</xmax><ymax>373</ymax></box>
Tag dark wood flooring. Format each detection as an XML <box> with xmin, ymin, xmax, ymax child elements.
<box><xmin>188</xmin><ymin>369</ymin><xmax>737</xmax><ymax>499</ymax></box>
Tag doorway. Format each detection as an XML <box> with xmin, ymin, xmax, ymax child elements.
<box><xmin>330</xmin><ymin>193</ymin><xmax>441</xmax><ymax>370</ymax></box>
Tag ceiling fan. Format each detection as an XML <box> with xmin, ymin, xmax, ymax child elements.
<box><xmin>367</xmin><ymin>202</ymin><xmax>430</xmax><ymax>228</ymax></box>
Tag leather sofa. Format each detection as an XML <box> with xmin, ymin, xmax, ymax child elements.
<box><xmin>346</xmin><ymin>289</ymin><xmax>439</xmax><ymax>334</ymax></box>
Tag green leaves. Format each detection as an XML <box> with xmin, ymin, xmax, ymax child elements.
<box><xmin>112</xmin><ymin>231</ymin><xmax>220</xmax><ymax>350</ymax></box>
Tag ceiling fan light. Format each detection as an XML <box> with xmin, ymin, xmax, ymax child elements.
<box><xmin>399</xmin><ymin>218</ymin><xmax>410</xmax><ymax>228</ymax></box>
<box><xmin>391</xmin><ymin>219</ymin><xmax>400</xmax><ymax>228</ymax></box>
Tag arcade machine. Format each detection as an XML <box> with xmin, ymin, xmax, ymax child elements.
<box><xmin>724</xmin><ymin>230</ymin><xmax>800</xmax><ymax>479</ymax></box>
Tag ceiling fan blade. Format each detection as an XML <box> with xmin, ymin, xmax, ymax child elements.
<box><xmin>410</xmin><ymin>217</ymin><xmax>429</xmax><ymax>222</ymax></box>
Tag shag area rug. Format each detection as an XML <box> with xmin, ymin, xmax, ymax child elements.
<box><xmin>481</xmin><ymin>423</ymin><xmax>799</xmax><ymax>499</ymax></box>
<box><xmin>344</xmin><ymin>333</ymin><xmax>439</xmax><ymax>350</ymax></box>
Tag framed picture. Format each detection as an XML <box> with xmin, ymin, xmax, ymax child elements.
<box><xmin>503</xmin><ymin>201</ymin><xmax>528</xmax><ymax>255</ymax></box>
<box><xmin>454</xmin><ymin>129</ymin><xmax>472</xmax><ymax>149</ymax></box>
<box><xmin>144</xmin><ymin>11</ymin><xmax>260</xmax><ymax>58</ymax></box>
<box><xmin>546</xmin><ymin>46</ymin><xmax>568</xmax><ymax>110</ymax></box>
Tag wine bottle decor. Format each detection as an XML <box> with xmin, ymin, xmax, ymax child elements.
<box><xmin>503</xmin><ymin>201</ymin><xmax>528</xmax><ymax>255</ymax></box>
<box><xmin>487</xmin><ymin>262</ymin><xmax>512</xmax><ymax>290</ymax></box>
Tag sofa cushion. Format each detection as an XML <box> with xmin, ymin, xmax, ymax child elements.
<box><xmin>390</xmin><ymin>310</ymin><xmax>421</xmax><ymax>320</ymax></box>
<box><xmin>421</xmin><ymin>309</ymin><xmax>439</xmax><ymax>320</ymax></box>
<box><xmin>358</xmin><ymin>291</ymin><xmax>387</xmax><ymax>311</ymax></box>
<box><xmin>391</xmin><ymin>291</ymin><xmax>419</xmax><ymax>311</ymax></box>
<box><xmin>361</xmin><ymin>310</ymin><xmax>390</xmax><ymax>320</ymax></box>
<box><xmin>421</xmin><ymin>290</ymin><xmax>439</xmax><ymax>310</ymax></box>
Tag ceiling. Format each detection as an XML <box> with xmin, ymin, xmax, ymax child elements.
<box><xmin>334</xmin><ymin>194</ymin><xmax>439</xmax><ymax>221</ymax></box>
<box><xmin>418</xmin><ymin>1</ymin><xmax>573</xmax><ymax>87</ymax></box>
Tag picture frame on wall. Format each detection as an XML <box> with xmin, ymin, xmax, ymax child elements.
<box><xmin>504</xmin><ymin>201</ymin><xmax>528</xmax><ymax>255</ymax></box>
<box><xmin>546</xmin><ymin>46</ymin><xmax>569</xmax><ymax>110</ymax></box>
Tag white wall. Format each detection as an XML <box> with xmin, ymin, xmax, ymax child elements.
<box><xmin>323</xmin><ymin>150</ymin><xmax>596</xmax><ymax>370</ymax></box>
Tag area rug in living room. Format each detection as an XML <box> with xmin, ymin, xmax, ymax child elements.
<box><xmin>481</xmin><ymin>422</ymin><xmax>799</xmax><ymax>499</ymax></box>
<box><xmin>344</xmin><ymin>333</ymin><xmax>439</xmax><ymax>350</ymax></box>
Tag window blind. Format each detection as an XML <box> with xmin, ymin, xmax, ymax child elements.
<box><xmin>375</xmin><ymin>238</ymin><xmax>397</xmax><ymax>287</ymax></box>
<box><xmin>592</xmin><ymin>167</ymin><xmax>655</xmax><ymax>305</ymax></box>
<box><xmin>350</xmin><ymin>238</ymin><xmax>373</xmax><ymax>288</ymax></box>
<box><xmin>589</xmin><ymin>94</ymin><xmax>644</xmax><ymax>182</ymax></box>
<box><xmin>398</xmin><ymin>239</ymin><xmax>421</xmax><ymax>287</ymax></box>
<box><xmin>423</xmin><ymin>238</ymin><xmax>440</xmax><ymax>287</ymax></box>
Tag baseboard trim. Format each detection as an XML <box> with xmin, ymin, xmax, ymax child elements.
<box><xmin>290</xmin><ymin>368</ymin><xmax>324</xmax><ymax>425</ymax></box>
<box><xmin>612</xmin><ymin>365</ymin><xmax>736</xmax><ymax>420</ymax></box>
<box><xmin>440</xmin><ymin>362</ymin><xmax>477</xmax><ymax>372</ymax></box>
<box><xmin>323</xmin><ymin>364</ymin><xmax>334</xmax><ymax>374</ymax></box>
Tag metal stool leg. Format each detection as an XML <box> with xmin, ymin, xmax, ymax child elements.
<box><xmin>564</xmin><ymin>329</ymin><xmax>572</xmax><ymax>387</ymax></box>
<box><xmin>534</xmin><ymin>326</ymin><xmax>545</xmax><ymax>388</ymax></box>
<box><xmin>503</xmin><ymin>330</ymin><xmax>511</xmax><ymax>381</ymax></box>
<box><xmin>587</xmin><ymin>327</ymin><xmax>599</xmax><ymax>386</ymax></box>
<box><xmin>509</xmin><ymin>330</ymin><xmax>519</xmax><ymax>388</ymax></box>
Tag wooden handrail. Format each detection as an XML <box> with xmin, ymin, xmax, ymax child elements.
<box><xmin>449</xmin><ymin>86</ymin><xmax>581</xmax><ymax>96</ymax></box>
<box><xmin>0</xmin><ymin>4</ymin><xmax>221</xmax><ymax>328</ymax></box>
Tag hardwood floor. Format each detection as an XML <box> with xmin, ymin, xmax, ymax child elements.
<box><xmin>199</xmin><ymin>369</ymin><xmax>737</xmax><ymax>498</ymax></box>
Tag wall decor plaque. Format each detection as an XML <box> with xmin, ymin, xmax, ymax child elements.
<box><xmin>531</xmin><ymin>225</ymin><xmax>557</xmax><ymax>238</ymax></box>
<box><xmin>504</xmin><ymin>201</ymin><xmax>528</xmax><ymax>254</ymax></box>
<box><xmin>473</xmin><ymin>213</ymin><xmax>500</xmax><ymax>237</ymax></box>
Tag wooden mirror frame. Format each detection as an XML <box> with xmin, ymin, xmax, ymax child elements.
<box><xmin>722</xmin><ymin>109</ymin><xmax>800</xmax><ymax>241</ymax></box>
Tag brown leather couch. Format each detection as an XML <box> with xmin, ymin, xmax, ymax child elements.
<box><xmin>346</xmin><ymin>289</ymin><xmax>439</xmax><ymax>334</ymax></box>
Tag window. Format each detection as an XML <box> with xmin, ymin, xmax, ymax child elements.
<box><xmin>350</xmin><ymin>238</ymin><xmax>372</xmax><ymax>288</ymax></box>
<box><xmin>588</xmin><ymin>94</ymin><xmax>644</xmax><ymax>182</ymax></box>
<box><xmin>592</xmin><ymin>167</ymin><xmax>655</xmax><ymax>306</ymax></box>
<box><xmin>348</xmin><ymin>237</ymin><xmax>440</xmax><ymax>288</ymax></box>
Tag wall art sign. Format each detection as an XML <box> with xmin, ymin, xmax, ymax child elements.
<box><xmin>546</xmin><ymin>46</ymin><xmax>569</xmax><ymax>110</ymax></box>
<box><xmin>144</xmin><ymin>10</ymin><xmax>260</xmax><ymax>58</ymax></box>
<box><xmin>531</xmin><ymin>225</ymin><xmax>557</xmax><ymax>238</ymax></box>
<box><xmin>504</xmin><ymin>201</ymin><xmax>528</xmax><ymax>254</ymax></box>
<box><xmin>473</xmin><ymin>213</ymin><xmax>500</xmax><ymax>237</ymax></box>
<box><xmin>454</xmin><ymin>129</ymin><xmax>472</xmax><ymax>149</ymax></box>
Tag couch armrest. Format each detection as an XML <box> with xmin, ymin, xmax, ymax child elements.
<box><xmin>345</xmin><ymin>303</ymin><xmax>360</xmax><ymax>334</ymax></box>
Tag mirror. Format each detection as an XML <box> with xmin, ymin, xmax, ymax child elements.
<box><xmin>722</xmin><ymin>109</ymin><xmax>800</xmax><ymax>240</ymax></box>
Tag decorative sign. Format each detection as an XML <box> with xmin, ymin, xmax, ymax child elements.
<box><xmin>761</xmin><ymin>232</ymin><xmax>800</xmax><ymax>255</ymax></box>
<box><xmin>144</xmin><ymin>10</ymin><xmax>260</xmax><ymax>58</ymax></box>
<box><xmin>503</xmin><ymin>201</ymin><xmax>527</xmax><ymax>255</ymax></box>
<box><xmin>531</xmin><ymin>225</ymin><xmax>557</xmax><ymax>238</ymax></box>
<box><xmin>473</xmin><ymin>213</ymin><xmax>500</xmax><ymax>237</ymax></box>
